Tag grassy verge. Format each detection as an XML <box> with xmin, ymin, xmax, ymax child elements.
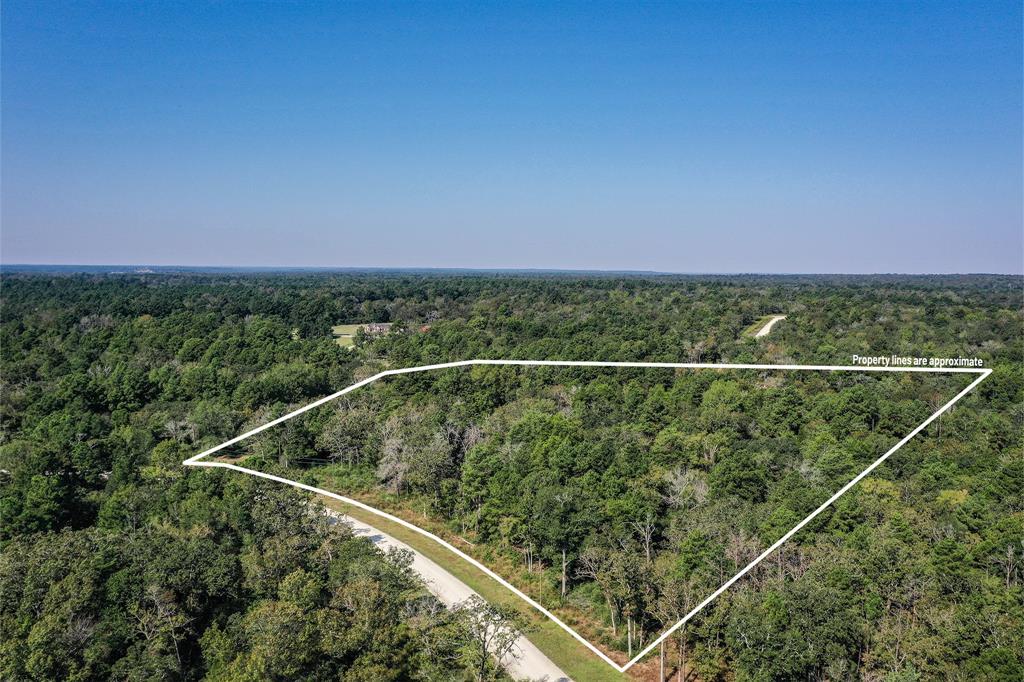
<box><xmin>741</xmin><ymin>314</ymin><xmax>778</xmax><ymax>337</ymax></box>
<box><xmin>320</xmin><ymin>496</ymin><xmax>629</xmax><ymax>682</ymax></box>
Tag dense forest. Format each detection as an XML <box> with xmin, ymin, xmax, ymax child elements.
<box><xmin>1</xmin><ymin>272</ymin><xmax>1021</xmax><ymax>681</ymax></box>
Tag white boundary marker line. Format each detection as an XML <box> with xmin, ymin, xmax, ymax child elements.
<box><xmin>183</xmin><ymin>360</ymin><xmax>990</xmax><ymax>673</ymax></box>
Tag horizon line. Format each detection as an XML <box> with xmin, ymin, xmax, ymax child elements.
<box><xmin>2</xmin><ymin>263</ymin><xmax>1022</xmax><ymax>277</ymax></box>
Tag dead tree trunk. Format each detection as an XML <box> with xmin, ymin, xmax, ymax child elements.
<box><xmin>560</xmin><ymin>548</ymin><xmax>568</xmax><ymax>599</ymax></box>
<box><xmin>677</xmin><ymin>634</ymin><xmax>684</xmax><ymax>682</ymax></box>
<box><xmin>606</xmin><ymin>595</ymin><xmax>617</xmax><ymax>636</ymax></box>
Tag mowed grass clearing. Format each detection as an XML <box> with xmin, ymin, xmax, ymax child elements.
<box><xmin>320</xmin><ymin>497</ymin><xmax>628</xmax><ymax>682</ymax></box>
<box><xmin>331</xmin><ymin>324</ymin><xmax>361</xmax><ymax>347</ymax></box>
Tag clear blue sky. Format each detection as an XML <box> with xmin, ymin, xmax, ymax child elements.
<box><xmin>3</xmin><ymin>1</ymin><xmax>1021</xmax><ymax>273</ymax></box>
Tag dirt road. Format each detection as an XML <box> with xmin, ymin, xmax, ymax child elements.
<box><xmin>329</xmin><ymin>511</ymin><xmax>572</xmax><ymax>681</ymax></box>
<box><xmin>755</xmin><ymin>314</ymin><xmax>787</xmax><ymax>337</ymax></box>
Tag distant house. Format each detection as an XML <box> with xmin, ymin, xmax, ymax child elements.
<box><xmin>362</xmin><ymin>322</ymin><xmax>393</xmax><ymax>336</ymax></box>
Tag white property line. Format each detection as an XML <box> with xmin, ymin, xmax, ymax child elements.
<box><xmin>183</xmin><ymin>360</ymin><xmax>991</xmax><ymax>673</ymax></box>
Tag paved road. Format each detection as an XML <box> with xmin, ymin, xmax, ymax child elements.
<box><xmin>329</xmin><ymin>511</ymin><xmax>572</xmax><ymax>682</ymax></box>
<box><xmin>755</xmin><ymin>314</ymin><xmax>787</xmax><ymax>337</ymax></box>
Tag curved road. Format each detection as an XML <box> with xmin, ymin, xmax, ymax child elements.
<box><xmin>328</xmin><ymin>510</ymin><xmax>571</xmax><ymax>682</ymax></box>
<box><xmin>755</xmin><ymin>314</ymin><xmax>787</xmax><ymax>337</ymax></box>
